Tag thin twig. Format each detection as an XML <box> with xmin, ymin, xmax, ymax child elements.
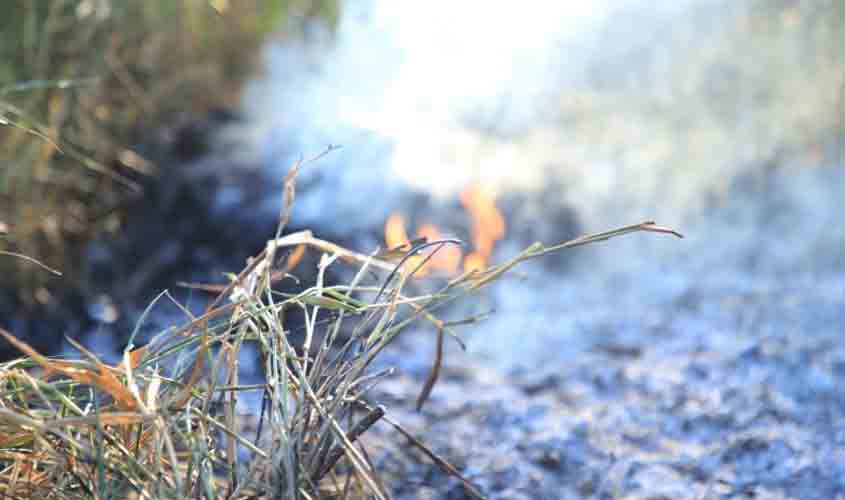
<box><xmin>416</xmin><ymin>327</ymin><xmax>444</xmax><ymax>411</ymax></box>
<box><xmin>0</xmin><ymin>251</ymin><xmax>61</xmax><ymax>276</ymax></box>
<box><xmin>312</xmin><ymin>405</ymin><xmax>386</xmax><ymax>482</ymax></box>
<box><xmin>358</xmin><ymin>403</ymin><xmax>486</xmax><ymax>500</ymax></box>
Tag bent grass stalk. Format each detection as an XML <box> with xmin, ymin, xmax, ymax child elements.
<box><xmin>0</xmin><ymin>158</ymin><xmax>681</xmax><ymax>499</ymax></box>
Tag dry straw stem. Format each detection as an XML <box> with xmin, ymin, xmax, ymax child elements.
<box><xmin>0</xmin><ymin>250</ymin><xmax>62</xmax><ymax>276</ymax></box>
<box><xmin>0</xmin><ymin>154</ymin><xmax>681</xmax><ymax>498</ymax></box>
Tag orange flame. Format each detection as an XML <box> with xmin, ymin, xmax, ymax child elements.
<box><xmin>384</xmin><ymin>213</ymin><xmax>410</xmax><ymax>251</ymax></box>
<box><xmin>417</xmin><ymin>223</ymin><xmax>462</xmax><ymax>274</ymax></box>
<box><xmin>383</xmin><ymin>186</ymin><xmax>505</xmax><ymax>276</ymax></box>
<box><xmin>460</xmin><ymin>187</ymin><xmax>505</xmax><ymax>272</ymax></box>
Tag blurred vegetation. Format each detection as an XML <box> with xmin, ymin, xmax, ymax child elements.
<box><xmin>0</xmin><ymin>0</ymin><xmax>339</xmax><ymax>309</ymax></box>
<box><xmin>744</xmin><ymin>0</ymin><xmax>845</xmax><ymax>148</ymax></box>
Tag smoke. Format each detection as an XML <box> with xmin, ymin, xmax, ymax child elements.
<box><xmin>239</xmin><ymin>0</ymin><xmax>845</xmax><ymax>370</ymax></box>
<box><xmin>241</xmin><ymin>0</ymin><xmax>671</xmax><ymax>198</ymax></box>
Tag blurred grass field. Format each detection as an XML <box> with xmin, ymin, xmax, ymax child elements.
<box><xmin>0</xmin><ymin>0</ymin><xmax>338</xmax><ymax>310</ymax></box>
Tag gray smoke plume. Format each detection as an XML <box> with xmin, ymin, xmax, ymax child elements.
<box><xmin>240</xmin><ymin>0</ymin><xmax>845</xmax><ymax>369</ymax></box>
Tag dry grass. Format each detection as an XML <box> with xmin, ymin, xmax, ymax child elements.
<box><xmin>0</xmin><ymin>3</ymin><xmax>686</xmax><ymax>497</ymax></box>
<box><xmin>0</xmin><ymin>151</ymin><xmax>680</xmax><ymax>499</ymax></box>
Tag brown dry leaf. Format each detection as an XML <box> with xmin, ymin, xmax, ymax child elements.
<box><xmin>1</xmin><ymin>328</ymin><xmax>57</xmax><ymax>371</ymax></box>
<box><xmin>65</xmin><ymin>336</ymin><xmax>138</xmax><ymax>411</ymax></box>
<box><xmin>0</xmin><ymin>329</ymin><xmax>137</xmax><ymax>411</ymax></box>
<box><xmin>91</xmin><ymin>366</ymin><xmax>137</xmax><ymax>411</ymax></box>
<box><xmin>97</xmin><ymin>412</ymin><xmax>149</xmax><ymax>426</ymax></box>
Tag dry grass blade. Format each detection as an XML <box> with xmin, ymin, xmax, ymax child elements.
<box><xmin>42</xmin><ymin>413</ymin><xmax>154</xmax><ymax>428</ymax></box>
<box><xmin>466</xmin><ymin>221</ymin><xmax>683</xmax><ymax>290</ymax></box>
<box><xmin>536</xmin><ymin>220</ymin><xmax>683</xmax><ymax>254</ymax></box>
<box><xmin>312</xmin><ymin>405</ymin><xmax>385</xmax><ymax>482</ymax></box>
<box><xmin>166</xmin><ymin>323</ymin><xmax>210</xmax><ymax>410</ymax></box>
<box><xmin>274</xmin><ymin>146</ymin><xmax>340</xmax><ymax>242</ymax></box>
<box><xmin>416</xmin><ymin>328</ymin><xmax>444</xmax><ymax>412</ymax></box>
<box><xmin>0</xmin><ymin>329</ymin><xmax>137</xmax><ymax>411</ymax></box>
<box><xmin>64</xmin><ymin>336</ymin><xmax>141</xmax><ymax>412</ymax></box>
<box><xmin>0</xmin><ymin>250</ymin><xmax>62</xmax><ymax>276</ymax></box>
<box><xmin>364</xmin><ymin>404</ymin><xmax>486</xmax><ymax>500</ymax></box>
<box><xmin>0</xmin><ymin>150</ymin><xmax>681</xmax><ymax>498</ymax></box>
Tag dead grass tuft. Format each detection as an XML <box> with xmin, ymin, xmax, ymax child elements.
<box><xmin>0</xmin><ymin>151</ymin><xmax>680</xmax><ymax>499</ymax></box>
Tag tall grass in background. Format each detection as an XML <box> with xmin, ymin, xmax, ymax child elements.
<box><xmin>0</xmin><ymin>0</ymin><xmax>339</xmax><ymax>308</ymax></box>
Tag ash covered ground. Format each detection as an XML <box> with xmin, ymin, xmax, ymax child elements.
<box><xmin>359</xmin><ymin>162</ymin><xmax>845</xmax><ymax>499</ymax></box>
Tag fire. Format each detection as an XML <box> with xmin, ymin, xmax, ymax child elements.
<box><xmin>416</xmin><ymin>223</ymin><xmax>463</xmax><ymax>274</ymax></box>
<box><xmin>383</xmin><ymin>213</ymin><xmax>424</xmax><ymax>274</ymax></box>
<box><xmin>384</xmin><ymin>213</ymin><xmax>412</xmax><ymax>251</ymax></box>
<box><xmin>383</xmin><ymin>186</ymin><xmax>505</xmax><ymax>276</ymax></box>
<box><xmin>460</xmin><ymin>187</ymin><xmax>506</xmax><ymax>272</ymax></box>
<box><xmin>383</xmin><ymin>215</ymin><xmax>462</xmax><ymax>277</ymax></box>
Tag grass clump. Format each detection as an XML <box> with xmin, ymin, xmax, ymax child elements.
<box><xmin>0</xmin><ymin>0</ymin><xmax>339</xmax><ymax>308</ymax></box>
<box><xmin>0</xmin><ymin>154</ymin><xmax>681</xmax><ymax>499</ymax></box>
